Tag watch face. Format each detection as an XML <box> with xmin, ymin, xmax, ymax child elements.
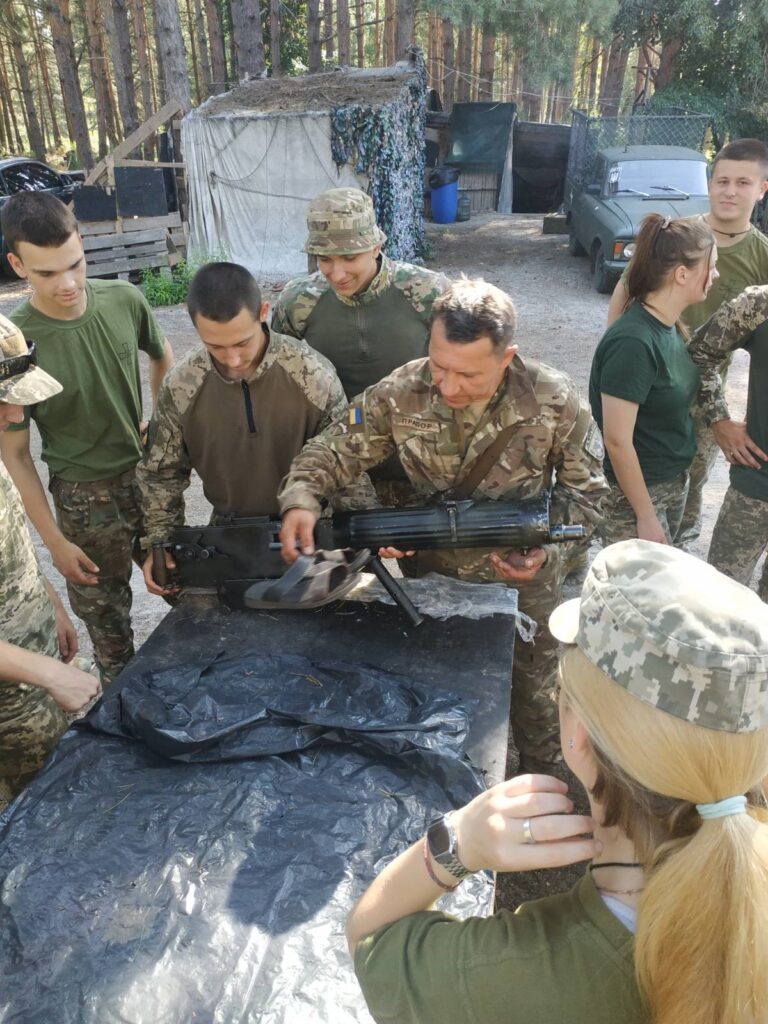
<box><xmin>427</xmin><ymin>816</ymin><xmax>451</xmax><ymax>859</ymax></box>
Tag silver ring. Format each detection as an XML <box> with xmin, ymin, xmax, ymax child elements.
<box><xmin>522</xmin><ymin>818</ymin><xmax>537</xmax><ymax>844</ymax></box>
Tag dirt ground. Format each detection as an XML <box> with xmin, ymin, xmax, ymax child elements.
<box><xmin>0</xmin><ymin>212</ymin><xmax>755</xmax><ymax>912</ymax></box>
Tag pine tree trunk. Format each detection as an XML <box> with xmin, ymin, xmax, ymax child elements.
<box><xmin>184</xmin><ymin>0</ymin><xmax>203</xmax><ymax>102</ymax></box>
<box><xmin>384</xmin><ymin>0</ymin><xmax>395</xmax><ymax>65</ymax></box>
<box><xmin>587</xmin><ymin>37</ymin><xmax>600</xmax><ymax>111</ymax></box>
<box><xmin>471</xmin><ymin>25</ymin><xmax>480</xmax><ymax>101</ymax></box>
<box><xmin>84</xmin><ymin>0</ymin><xmax>112</xmax><ymax>156</ymax></box>
<box><xmin>270</xmin><ymin>0</ymin><xmax>282</xmax><ymax>75</ymax></box>
<box><xmin>131</xmin><ymin>0</ymin><xmax>159</xmax><ymax>124</ymax></box>
<box><xmin>394</xmin><ymin>0</ymin><xmax>414</xmax><ymax>60</ymax></box>
<box><xmin>600</xmin><ymin>35</ymin><xmax>629</xmax><ymax>116</ymax></box>
<box><xmin>230</xmin><ymin>0</ymin><xmax>266</xmax><ymax>78</ymax></box>
<box><xmin>205</xmin><ymin>0</ymin><xmax>227</xmax><ymax>93</ymax></box>
<box><xmin>478</xmin><ymin>24</ymin><xmax>494</xmax><ymax>100</ymax></box>
<box><xmin>11</xmin><ymin>34</ymin><xmax>46</xmax><ymax>158</ymax></box>
<box><xmin>0</xmin><ymin>37</ymin><xmax>27</xmax><ymax>154</ymax></box>
<box><xmin>323</xmin><ymin>0</ymin><xmax>333</xmax><ymax>61</ymax></box>
<box><xmin>441</xmin><ymin>18</ymin><xmax>454</xmax><ymax>111</ymax></box>
<box><xmin>109</xmin><ymin>0</ymin><xmax>140</xmax><ymax>135</ymax></box>
<box><xmin>456</xmin><ymin>22</ymin><xmax>471</xmax><ymax>102</ymax></box>
<box><xmin>338</xmin><ymin>0</ymin><xmax>350</xmax><ymax>65</ymax></box>
<box><xmin>193</xmin><ymin>0</ymin><xmax>212</xmax><ymax>95</ymax></box>
<box><xmin>374</xmin><ymin>0</ymin><xmax>381</xmax><ymax>65</ymax></box>
<box><xmin>307</xmin><ymin>0</ymin><xmax>322</xmax><ymax>72</ymax></box>
<box><xmin>656</xmin><ymin>37</ymin><xmax>682</xmax><ymax>89</ymax></box>
<box><xmin>9</xmin><ymin>53</ymin><xmax>32</xmax><ymax>150</ymax></box>
<box><xmin>355</xmin><ymin>0</ymin><xmax>364</xmax><ymax>67</ymax></box>
<box><xmin>154</xmin><ymin>0</ymin><xmax>193</xmax><ymax>110</ymax></box>
<box><xmin>28</xmin><ymin>9</ymin><xmax>62</xmax><ymax>150</ymax></box>
<box><xmin>45</xmin><ymin>0</ymin><xmax>94</xmax><ymax>166</ymax></box>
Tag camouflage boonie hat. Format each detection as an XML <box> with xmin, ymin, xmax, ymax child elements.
<box><xmin>304</xmin><ymin>188</ymin><xmax>387</xmax><ymax>255</ymax></box>
<box><xmin>550</xmin><ymin>540</ymin><xmax>768</xmax><ymax>733</ymax></box>
<box><xmin>0</xmin><ymin>313</ymin><xmax>61</xmax><ymax>404</ymax></box>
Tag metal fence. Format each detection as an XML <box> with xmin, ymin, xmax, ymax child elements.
<box><xmin>567</xmin><ymin>109</ymin><xmax>712</xmax><ymax>187</ymax></box>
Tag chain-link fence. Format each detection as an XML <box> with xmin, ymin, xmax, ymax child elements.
<box><xmin>567</xmin><ymin>109</ymin><xmax>712</xmax><ymax>187</ymax></box>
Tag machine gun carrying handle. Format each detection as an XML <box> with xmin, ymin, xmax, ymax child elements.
<box><xmin>152</xmin><ymin>541</ymin><xmax>169</xmax><ymax>588</ymax></box>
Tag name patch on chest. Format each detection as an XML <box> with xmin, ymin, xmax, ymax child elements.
<box><xmin>393</xmin><ymin>415</ymin><xmax>440</xmax><ymax>434</ymax></box>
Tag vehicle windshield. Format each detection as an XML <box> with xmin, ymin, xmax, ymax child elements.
<box><xmin>607</xmin><ymin>160</ymin><xmax>708</xmax><ymax>197</ymax></box>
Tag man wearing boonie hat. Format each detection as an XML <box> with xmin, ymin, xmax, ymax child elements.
<box><xmin>271</xmin><ymin>187</ymin><xmax>450</xmax><ymax>505</ymax></box>
<box><xmin>549</xmin><ymin>539</ymin><xmax>768</xmax><ymax>731</ymax></box>
<box><xmin>0</xmin><ymin>314</ymin><xmax>100</xmax><ymax>807</ymax></box>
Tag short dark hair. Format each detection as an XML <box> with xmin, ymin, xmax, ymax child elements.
<box><xmin>712</xmin><ymin>138</ymin><xmax>768</xmax><ymax>176</ymax></box>
<box><xmin>187</xmin><ymin>262</ymin><xmax>263</xmax><ymax>324</ymax></box>
<box><xmin>0</xmin><ymin>193</ymin><xmax>78</xmax><ymax>255</ymax></box>
<box><xmin>432</xmin><ymin>278</ymin><xmax>517</xmax><ymax>352</ymax></box>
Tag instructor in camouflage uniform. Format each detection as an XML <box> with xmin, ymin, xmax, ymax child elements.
<box><xmin>271</xmin><ymin>187</ymin><xmax>450</xmax><ymax>505</ymax></box>
<box><xmin>278</xmin><ymin>279</ymin><xmax>608</xmax><ymax>771</ymax></box>
<box><xmin>688</xmin><ymin>285</ymin><xmax>768</xmax><ymax>601</ymax></box>
<box><xmin>0</xmin><ymin>316</ymin><xmax>100</xmax><ymax>805</ymax></box>
<box><xmin>138</xmin><ymin>262</ymin><xmax>374</xmax><ymax>593</ymax></box>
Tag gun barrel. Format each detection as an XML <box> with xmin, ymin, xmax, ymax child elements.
<box><xmin>325</xmin><ymin>496</ymin><xmax>585</xmax><ymax>552</ymax></box>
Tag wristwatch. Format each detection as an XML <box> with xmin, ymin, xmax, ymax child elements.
<box><xmin>426</xmin><ymin>813</ymin><xmax>473</xmax><ymax>882</ymax></box>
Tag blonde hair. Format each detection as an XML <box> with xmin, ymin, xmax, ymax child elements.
<box><xmin>559</xmin><ymin>646</ymin><xmax>768</xmax><ymax>1024</ymax></box>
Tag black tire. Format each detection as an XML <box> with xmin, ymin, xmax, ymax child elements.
<box><xmin>568</xmin><ymin>226</ymin><xmax>586</xmax><ymax>257</ymax></box>
<box><xmin>592</xmin><ymin>242</ymin><xmax>615</xmax><ymax>294</ymax></box>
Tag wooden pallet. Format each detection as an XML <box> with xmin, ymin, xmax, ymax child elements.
<box><xmin>83</xmin><ymin>227</ymin><xmax>175</xmax><ymax>279</ymax></box>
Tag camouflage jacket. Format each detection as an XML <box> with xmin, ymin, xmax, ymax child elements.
<box><xmin>689</xmin><ymin>284</ymin><xmax>768</xmax><ymax>426</ymax></box>
<box><xmin>1</xmin><ymin>461</ymin><xmax>58</xmax><ymax>676</ymax></box>
<box><xmin>271</xmin><ymin>255</ymin><xmax>450</xmax><ymax>399</ymax></box>
<box><xmin>278</xmin><ymin>356</ymin><xmax>608</xmax><ymax>581</ymax></box>
<box><xmin>138</xmin><ymin>328</ymin><xmax>376</xmax><ymax>546</ymax></box>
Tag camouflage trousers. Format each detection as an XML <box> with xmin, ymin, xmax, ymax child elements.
<box><xmin>708</xmin><ymin>485</ymin><xmax>768</xmax><ymax>602</ymax></box>
<box><xmin>677</xmin><ymin>410</ymin><xmax>721</xmax><ymax>545</ymax></box>
<box><xmin>598</xmin><ymin>472</ymin><xmax>689</xmax><ymax>547</ymax></box>
<box><xmin>0</xmin><ymin>682</ymin><xmax>68</xmax><ymax>806</ymax></box>
<box><xmin>50</xmin><ymin>468</ymin><xmax>144</xmax><ymax>686</ymax></box>
<box><xmin>403</xmin><ymin>546</ymin><xmax>566</xmax><ymax>768</ymax></box>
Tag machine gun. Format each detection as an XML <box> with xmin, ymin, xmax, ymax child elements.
<box><xmin>152</xmin><ymin>495</ymin><xmax>585</xmax><ymax>626</ymax></box>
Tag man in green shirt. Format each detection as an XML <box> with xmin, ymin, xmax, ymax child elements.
<box><xmin>0</xmin><ymin>193</ymin><xmax>174</xmax><ymax>684</ymax></box>
<box><xmin>607</xmin><ymin>138</ymin><xmax>768</xmax><ymax>544</ymax></box>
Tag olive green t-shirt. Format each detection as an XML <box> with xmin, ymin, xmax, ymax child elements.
<box><xmin>354</xmin><ymin>873</ymin><xmax>641</xmax><ymax>1024</ymax></box>
<box><xmin>622</xmin><ymin>222</ymin><xmax>768</xmax><ymax>331</ymax></box>
<box><xmin>589</xmin><ymin>303</ymin><xmax>700</xmax><ymax>485</ymax></box>
<box><xmin>8</xmin><ymin>280</ymin><xmax>166</xmax><ymax>481</ymax></box>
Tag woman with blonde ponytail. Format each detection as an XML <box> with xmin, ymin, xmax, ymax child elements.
<box><xmin>347</xmin><ymin>540</ymin><xmax>768</xmax><ymax>1024</ymax></box>
<box><xmin>589</xmin><ymin>213</ymin><xmax>718</xmax><ymax>546</ymax></box>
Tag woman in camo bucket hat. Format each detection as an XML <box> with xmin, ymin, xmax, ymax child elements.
<box><xmin>349</xmin><ymin>540</ymin><xmax>768</xmax><ymax>1024</ymax></box>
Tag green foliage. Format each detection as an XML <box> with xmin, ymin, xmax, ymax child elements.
<box><xmin>141</xmin><ymin>260</ymin><xmax>195</xmax><ymax>307</ymax></box>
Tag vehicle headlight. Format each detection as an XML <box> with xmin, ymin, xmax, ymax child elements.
<box><xmin>612</xmin><ymin>241</ymin><xmax>636</xmax><ymax>261</ymax></box>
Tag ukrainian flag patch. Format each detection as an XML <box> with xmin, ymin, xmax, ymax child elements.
<box><xmin>347</xmin><ymin>403</ymin><xmax>365</xmax><ymax>432</ymax></box>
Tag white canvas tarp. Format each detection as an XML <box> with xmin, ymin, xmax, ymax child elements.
<box><xmin>183</xmin><ymin>111</ymin><xmax>364</xmax><ymax>281</ymax></box>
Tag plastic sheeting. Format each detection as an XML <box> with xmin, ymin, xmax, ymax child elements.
<box><xmin>0</xmin><ymin>651</ymin><xmax>493</xmax><ymax>1024</ymax></box>
<box><xmin>183</xmin><ymin>111</ymin><xmax>363</xmax><ymax>280</ymax></box>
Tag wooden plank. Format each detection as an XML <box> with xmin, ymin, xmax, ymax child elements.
<box><xmin>86</xmin><ymin>99</ymin><xmax>185</xmax><ymax>184</ymax></box>
<box><xmin>87</xmin><ymin>242</ymin><xmax>168</xmax><ymax>263</ymax></box>
<box><xmin>85</xmin><ymin>253</ymin><xmax>170</xmax><ymax>277</ymax></box>
<box><xmin>79</xmin><ymin>220</ymin><xmax>119</xmax><ymax>236</ymax></box>
<box><xmin>122</xmin><ymin>213</ymin><xmax>182</xmax><ymax>232</ymax></box>
<box><xmin>114</xmin><ymin>159</ymin><xmax>186</xmax><ymax>169</ymax></box>
<box><xmin>82</xmin><ymin>228</ymin><xmax>169</xmax><ymax>251</ymax></box>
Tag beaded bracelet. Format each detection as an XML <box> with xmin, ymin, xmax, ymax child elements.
<box><xmin>422</xmin><ymin>834</ymin><xmax>459</xmax><ymax>892</ymax></box>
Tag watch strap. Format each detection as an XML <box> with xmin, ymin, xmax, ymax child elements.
<box><xmin>427</xmin><ymin>814</ymin><xmax>473</xmax><ymax>882</ymax></box>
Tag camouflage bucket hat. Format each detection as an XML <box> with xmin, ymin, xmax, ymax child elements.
<box><xmin>304</xmin><ymin>187</ymin><xmax>387</xmax><ymax>255</ymax></box>
<box><xmin>0</xmin><ymin>313</ymin><xmax>61</xmax><ymax>404</ymax></box>
<box><xmin>550</xmin><ymin>540</ymin><xmax>768</xmax><ymax>733</ymax></box>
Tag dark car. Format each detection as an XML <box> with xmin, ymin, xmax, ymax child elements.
<box><xmin>0</xmin><ymin>158</ymin><xmax>82</xmax><ymax>274</ymax></box>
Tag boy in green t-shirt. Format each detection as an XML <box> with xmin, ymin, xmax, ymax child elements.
<box><xmin>0</xmin><ymin>194</ymin><xmax>174</xmax><ymax>684</ymax></box>
<box><xmin>606</xmin><ymin>138</ymin><xmax>768</xmax><ymax>546</ymax></box>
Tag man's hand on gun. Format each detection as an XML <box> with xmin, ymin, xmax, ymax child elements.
<box><xmin>142</xmin><ymin>547</ymin><xmax>179</xmax><ymax>595</ymax></box>
<box><xmin>490</xmin><ymin>547</ymin><xmax>548</xmax><ymax>582</ymax></box>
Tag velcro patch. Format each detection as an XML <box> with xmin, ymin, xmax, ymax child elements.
<box><xmin>346</xmin><ymin>403</ymin><xmax>365</xmax><ymax>432</ymax></box>
<box><xmin>393</xmin><ymin>415</ymin><xmax>440</xmax><ymax>434</ymax></box>
<box><xmin>584</xmin><ymin>421</ymin><xmax>605</xmax><ymax>460</ymax></box>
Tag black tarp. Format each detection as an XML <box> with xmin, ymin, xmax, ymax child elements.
<box><xmin>0</xmin><ymin>652</ymin><xmax>492</xmax><ymax>1023</ymax></box>
<box><xmin>447</xmin><ymin>102</ymin><xmax>517</xmax><ymax>170</ymax></box>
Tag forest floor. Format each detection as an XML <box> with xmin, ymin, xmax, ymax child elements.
<box><xmin>0</xmin><ymin>212</ymin><xmax>754</xmax><ymax>912</ymax></box>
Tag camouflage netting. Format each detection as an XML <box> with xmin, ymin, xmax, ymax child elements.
<box><xmin>330</xmin><ymin>54</ymin><xmax>427</xmax><ymax>263</ymax></box>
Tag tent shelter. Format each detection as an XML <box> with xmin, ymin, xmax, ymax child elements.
<box><xmin>183</xmin><ymin>57</ymin><xmax>427</xmax><ymax>281</ymax></box>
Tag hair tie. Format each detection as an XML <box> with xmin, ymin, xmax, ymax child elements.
<box><xmin>660</xmin><ymin>216</ymin><xmax>671</xmax><ymax>230</ymax></box>
<box><xmin>696</xmin><ymin>795</ymin><xmax>748</xmax><ymax>819</ymax></box>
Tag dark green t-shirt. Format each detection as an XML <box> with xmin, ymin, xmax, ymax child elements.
<box><xmin>8</xmin><ymin>280</ymin><xmax>166</xmax><ymax>481</ymax></box>
<box><xmin>589</xmin><ymin>303</ymin><xmax>700</xmax><ymax>485</ymax></box>
<box><xmin>732</xmin><ymin>321</ymin><xmax>768</xmax><ymax>501</ymax></box>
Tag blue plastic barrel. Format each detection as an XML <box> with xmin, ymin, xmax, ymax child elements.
<box><xmin>431</xmin><ymin>181</ymin><xmax>458</xmax><ymax>224</ymax></box>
